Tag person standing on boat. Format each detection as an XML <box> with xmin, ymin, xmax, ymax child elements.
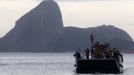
<box><xmin>93</xmin><ymin>42</ymin><xmax>104</xmax><ymax>58</ymax></box>
<box><xmin>112</xmin><ymin>48</ymin><xmax>124</xmax><ymax>67</ymax></box>
<box><xmin>73</xmin><ymin>50</ymin><xmax>81</xmax><ymax>60</ymax></box>
<box><xmin>85</xmin><ymin>48</ymin><xmax>90</xmax><ymax>59</ymax></box>
<box><xmin>73</xmin><ymin>50</ymin><xmax>82</xmax><ymax>67</ymax></box>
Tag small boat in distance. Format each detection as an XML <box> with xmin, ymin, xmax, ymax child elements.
<box><xmin>74</xmin><ymin>33</ymin><xmax>124</xmax><ymax>74</ymax></box>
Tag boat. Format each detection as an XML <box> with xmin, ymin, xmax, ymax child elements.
<box><xmin>74</xmin><ymin>34</ymin><xmax>124</xmax><ymax>74</ymax></box>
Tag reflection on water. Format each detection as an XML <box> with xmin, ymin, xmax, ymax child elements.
<box><xmin>0</xmin><ymin>53</ymin><xmax>133</xmax><ymax>75</ymax></box>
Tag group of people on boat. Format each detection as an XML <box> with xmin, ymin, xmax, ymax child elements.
<box><xmin>74</xmin><ymin>34</ymin><xmax>124</xmax><ymax>73</ymax></box>
<box><xmin>73</xmin><ymin>34</ymin><xmax>123</xmax><ymax>65</ymax></box>
<box><xmin>74</xmin><ymin>42</ymin><xmax>123</xmax><ymax>60</ymax></box>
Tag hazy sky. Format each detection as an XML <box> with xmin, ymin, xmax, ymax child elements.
<box><xmin>0</xmin><ymin>0</ymin><xmax>134</xmax><ymax>40</ymax></box>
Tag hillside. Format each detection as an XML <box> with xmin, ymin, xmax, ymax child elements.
<box><xmin>0</xmin><ymin>0</ymin><xmax>133</xmax><ymax>52</ymax></box>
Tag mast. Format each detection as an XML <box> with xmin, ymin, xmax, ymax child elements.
<box><xmin>89</xmin><ymin>33</ymin><xmax>95</xmax><ymax>58</ymax></box>
<box><xmin>90</xmin><ymin>33</ymin><xmax>94</xmax><ymax>45</ymax></box>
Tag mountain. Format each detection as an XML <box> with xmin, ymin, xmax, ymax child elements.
<box><xmin>50</xmin><ymin>25</ymin><xmax>134</xmax><ymax>52</ymax></box>
<box><xmin>0</xmin><ymin>0</ymin><xmax>64</xmax><ymax>52</ymax></box>
<box><xmin>0</xmin><ymin>0</ymin><xmax>133</xmax><ymax>52</ymax></box>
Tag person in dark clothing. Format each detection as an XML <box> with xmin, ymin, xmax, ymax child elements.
<box><xmin>85</xmin><ymin>48</ymin><xmax>90</xmax><ymax>59</ymax></box>
<box><xmin>73</xmin><ymin>50</ymin><xmax>81</xmax><ymax>67</ymax></box>
<box><xmin>73</xmin><ymin>51</ymin><xmax>81</xmax><ymax>60</ymax></box>
<box><xmin>112</xmin><ymin>49</ymin><xmax>124</xmax><ymax>67</ymax></box>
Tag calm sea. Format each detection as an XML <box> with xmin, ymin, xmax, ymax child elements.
<box><xmin>0</xmin><ymin>53</ymin><xmax>133</xmax><ymax>75</ymax></box>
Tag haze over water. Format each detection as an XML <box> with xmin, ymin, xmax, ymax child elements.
<box><xmin>0</xmin><ymin>0</ymin><xmax>134</xmax><ymax>40</ymax></box>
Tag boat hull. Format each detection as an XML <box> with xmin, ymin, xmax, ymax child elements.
<box><xmin>76</xmin><ymin>58</ymin><xmax>123</xmax><ymax>73</ymax></box>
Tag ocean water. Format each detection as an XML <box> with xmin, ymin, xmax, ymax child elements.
<box><xmin>0</xmin><ymin>53</ymin><xmax>133</xmax><ymax>75</ymax></box>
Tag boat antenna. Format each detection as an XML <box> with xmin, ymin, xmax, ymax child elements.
<box><xmin>90</xmin><ymin>32</ymin><xmax>94</xmax><ymax>45</ymax></box>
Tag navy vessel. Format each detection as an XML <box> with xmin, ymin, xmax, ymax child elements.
<box><xmin>74</xmin><ymin>34</ymin><xmax>123</xmax><ymax>74</ymax></box>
